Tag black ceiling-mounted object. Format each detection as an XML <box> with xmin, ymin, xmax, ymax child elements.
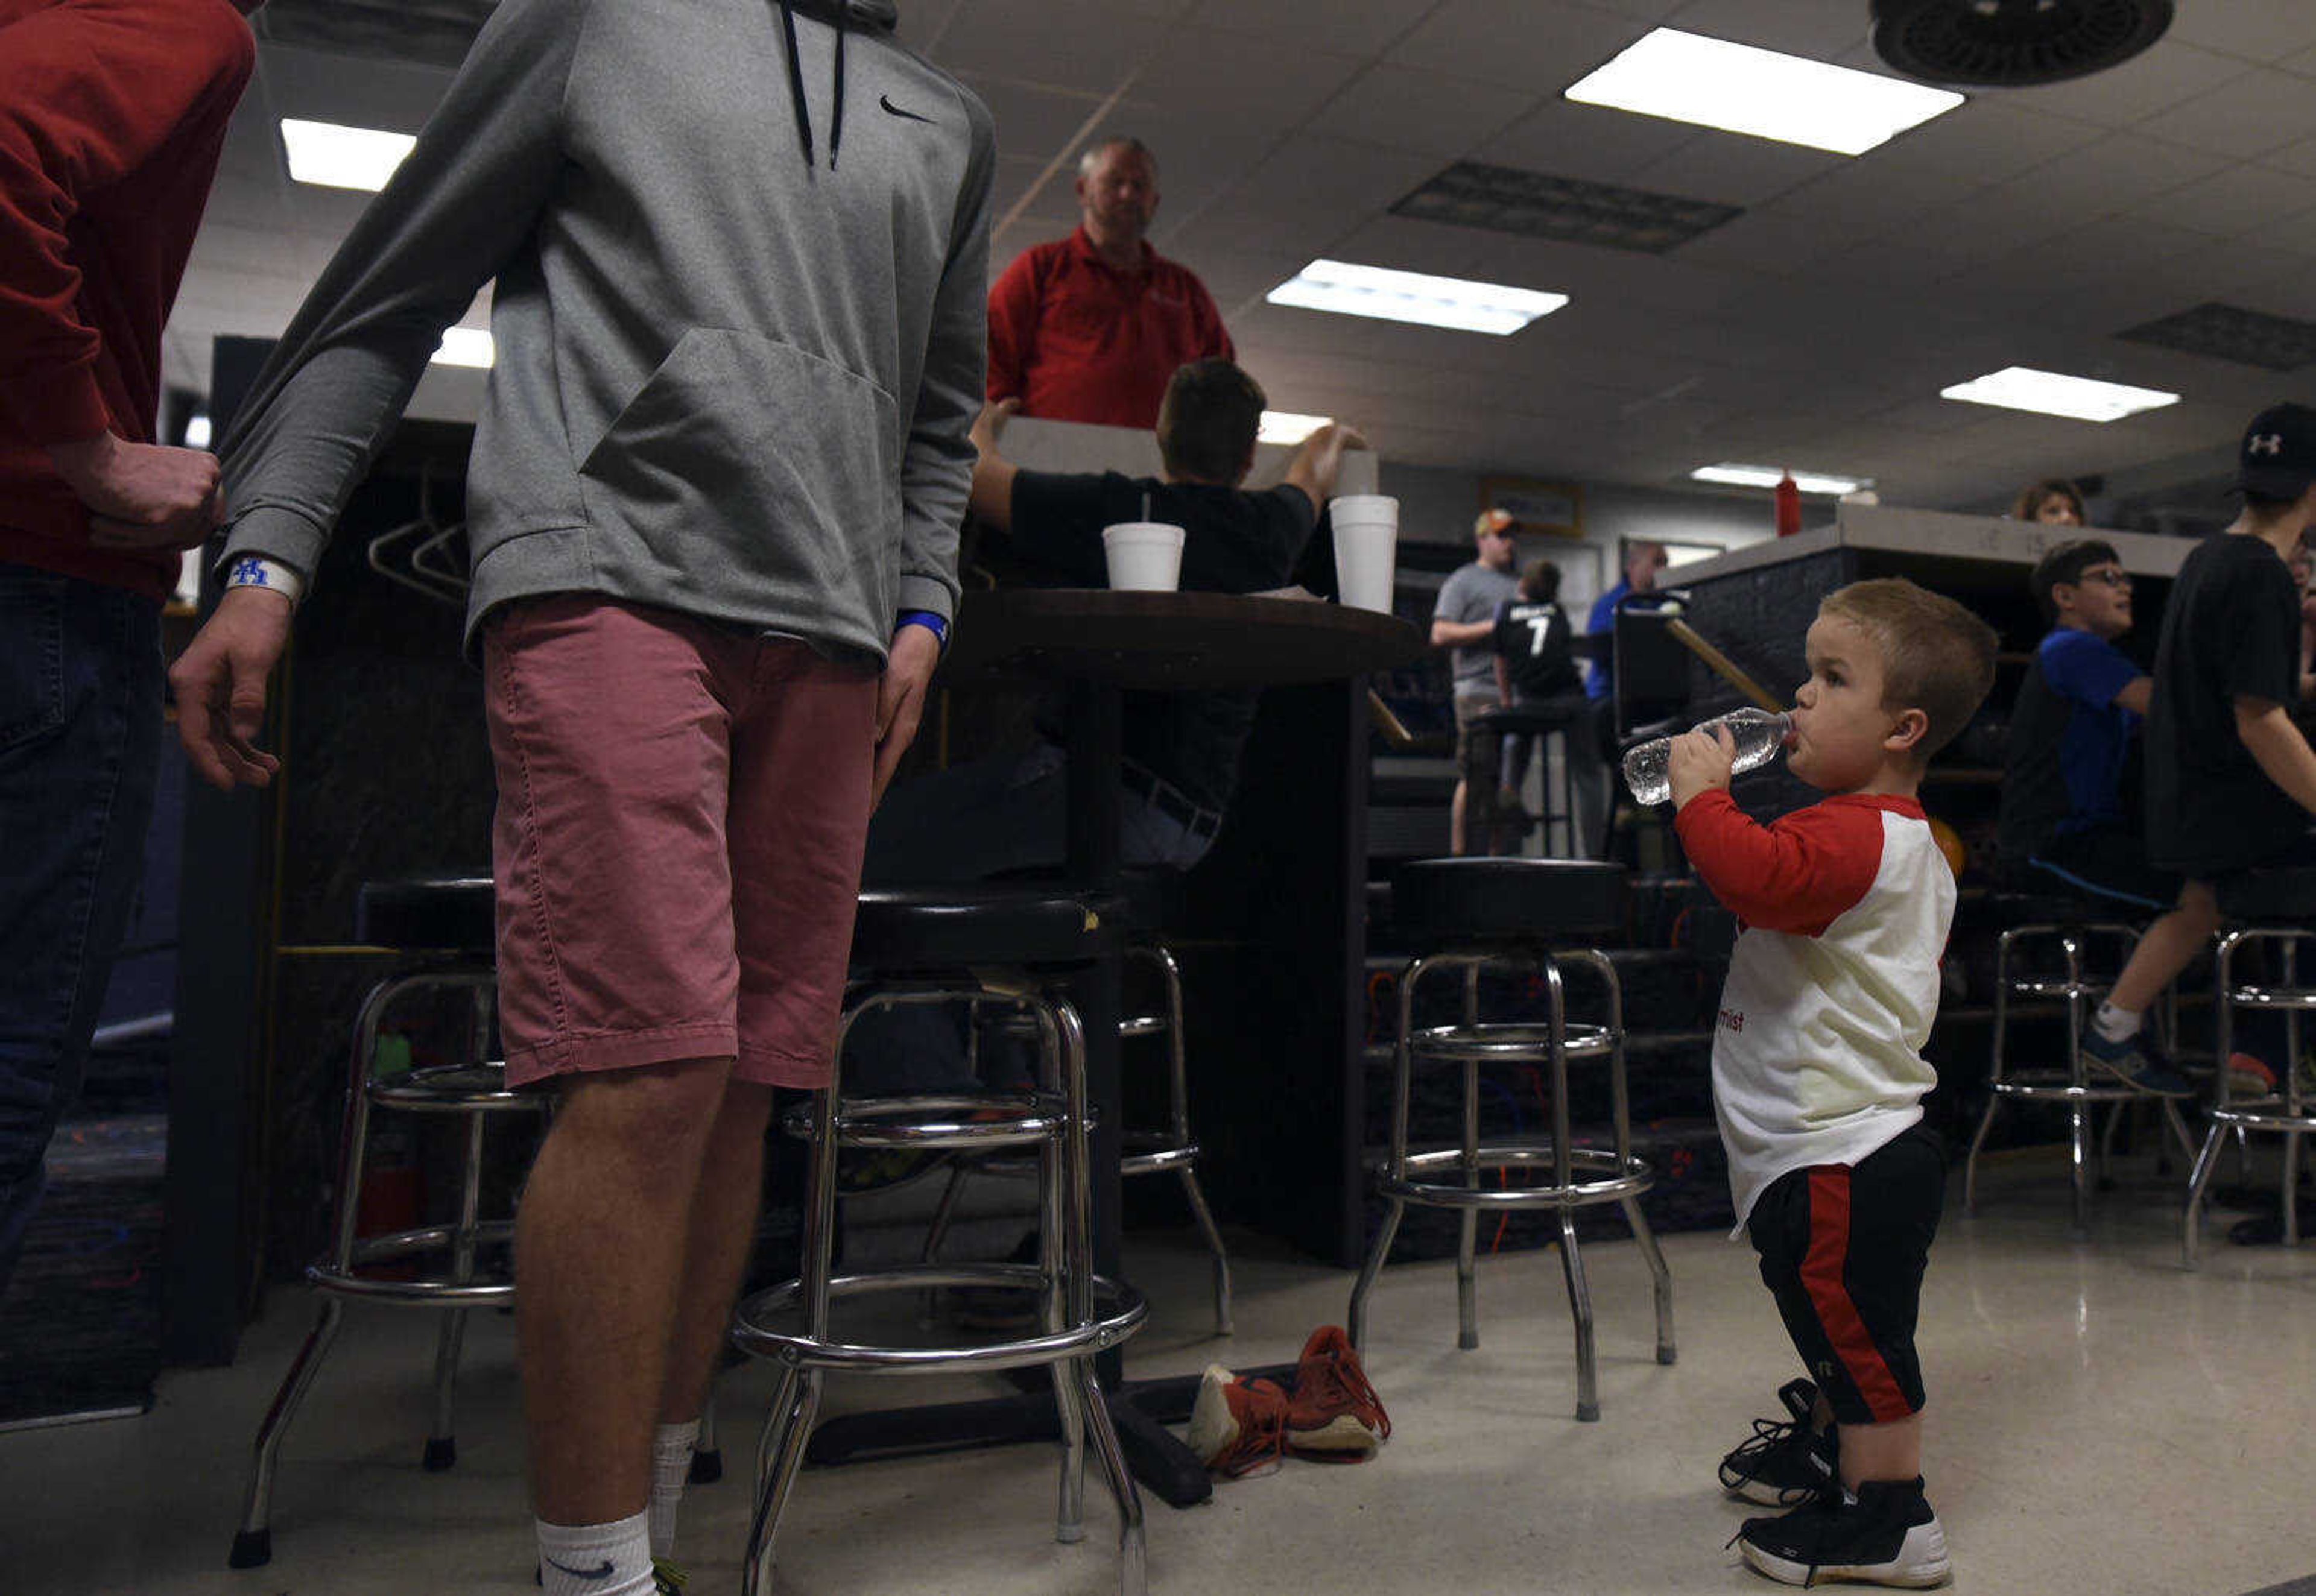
<box><xmin>1871</xmin><ymin>0</ymin><xmax>2173</xmax><ymax>87</ymax></box>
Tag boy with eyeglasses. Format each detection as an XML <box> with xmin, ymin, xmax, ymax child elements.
<box><xmin>1996</xmin><ymin>542</ymin><xmax>2189</xmax><ymax>1006</ymax></box>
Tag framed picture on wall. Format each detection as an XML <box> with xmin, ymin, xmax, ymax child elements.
<box><xmin>1482</xmin><ymin>476</ymin><xmax>1583</xmax><ymax>539</ymax></box>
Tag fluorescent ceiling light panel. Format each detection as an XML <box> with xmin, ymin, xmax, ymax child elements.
<box><xmin>1565</xmin><ymin>29</ymin><xmax>1963</xmax><ymax>157</ymax></box>
<box><xmin>183</xmin><ymin>414</ymin><xmax>213</xmax><ymax>450</ymax></box>
<box><xmin>432</xmin><ymin>327</ymin><xmax>495</xmax><ymax>369</ymax></box>
<box><xmin>1692</xmin><ymin>464</ymin><xmax>1867</xmax><ymax>496</ymax></box>
<box><xmin>280</xmin><ymin>118</ymin><xmax>416</xmax><ymax>192</ymax></box>
<box><xmin>1258</xmin><ymin>411</ymin><xmax>1332</xmax><ymax>446</ymax></box>
<box><xmin>1939</xmin><ymin>366</ymin><xmax>2178</xmax><ymax>423</ymax></box>
<box><xmin>1265</xmin><ymin>260</ymin><xmax>1566</xmax><ymax>336</ymax></box>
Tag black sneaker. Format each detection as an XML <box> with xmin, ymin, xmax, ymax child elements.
<box><xmin>1719</xmin><ymin>1378</ymin><xmax>1838</xmax><ymax>1507</ymax></box>
<box><xmin>1735</xmin><ymin>1477</ymin><xmax>1951</xmax><ymax>1588</ymax></box>
<box><xmin>2080</xmin><ymin>1026</ymin><xmax>2195</xmax><ymax>1097</ymax></box>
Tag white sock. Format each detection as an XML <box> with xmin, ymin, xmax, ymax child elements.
<box><xmin>648</xmin><ymin>1419</ymin><xmax>700</xmax><ymax>1559</ymax></box>
<box><xmin>538</xmin><ymin>1509</ymin><xmax>654</xmax><ymax>1596</ymax></box>
<box><xmin>2094</xmin><ymin>1003</ymin><xmax>2141</xmax><ymax>1045</ymax></box>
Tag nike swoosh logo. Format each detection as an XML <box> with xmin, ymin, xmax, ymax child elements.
<box><xmin>881</xmin><ymin>94</ymin><xmax>935</xmax><ymax>124</ymax></box>
<box><xmin>544</xmin><ymin>1557</ymin><xmax>616</xmax><ymax>1579</ymax></box>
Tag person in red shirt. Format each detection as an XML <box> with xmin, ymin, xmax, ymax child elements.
<box><xmin>0</xmin><ymin>0</ymin><xmax>261</xmax><ymax>1293</ymax></box>
<box><xmin>985</xmin><ymin>137</ymin><xmax>1234</xmax><ymax>429</ymax></box>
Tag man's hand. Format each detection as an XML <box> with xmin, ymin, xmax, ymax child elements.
<box><xmin>169</xmin><ymin>585</ymin><xmax>291</xmax><ymax>790</ymax></box>
<box><xmin>871</xmin><ymin>622</ymin><xmax>942</xmax><ymax>809</ymax></box>
<box><xmin>1666</xmin><ymin>724</ymin><xmax>1735</xmax><ymax>810</ymax></box>
<box><xmin>47</xmin><ymin>432</ymin><xmax>223</xmax><ymax>550</ymax></box>
<box><xmin>969</xmin><ymin>397</ymin><xmax>1019</xmax><ymax>461</ymax></box>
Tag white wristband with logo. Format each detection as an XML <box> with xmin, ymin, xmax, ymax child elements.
<box><xmin>224</xmin><ymin>554</ymin><xmax>305</xmax><ymax>607</ymax></box>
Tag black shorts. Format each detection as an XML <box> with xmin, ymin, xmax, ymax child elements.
<box><xmin>1747</xmin><ymin>1124</ymin><xmax>1946</xmax><ymax>1427</ymax></box>
<box><xmin>2025</xmin><ymin>823</ymin><xmax>2180</xmax><ymax>913</ymax></box>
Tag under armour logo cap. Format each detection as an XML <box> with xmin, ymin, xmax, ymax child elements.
<box><xmin>2239</xmin><ymin>402</ymin><xmax>2316</xmax><ymax>499</ymax></box>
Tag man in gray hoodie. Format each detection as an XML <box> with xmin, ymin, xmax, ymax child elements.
<box><xmin>168</xmin><ymin>1</ymin><xmax>993</xmax><ymax>1588</ymax></box>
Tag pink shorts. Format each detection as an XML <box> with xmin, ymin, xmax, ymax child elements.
<box><xmin>482</xmin><ymin>595</ymin><xmax>877</xmax><ymax>1090</ymax></box>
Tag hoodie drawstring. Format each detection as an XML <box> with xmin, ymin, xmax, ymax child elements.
<box><xmin>828</xmin><ymin>21</ymin><xmax>846</xmax><ymax>169</ymax></box>
<box><xmin>776</xmin><ymin>0</ymin><xmax>847</xmax><ymax>171</ymax></box>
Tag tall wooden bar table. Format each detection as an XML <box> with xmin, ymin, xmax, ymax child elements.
<box><xmin>803</xmin><ymin>589</ymin><xmax>1421</xmax><ymax>1497</ymax></box>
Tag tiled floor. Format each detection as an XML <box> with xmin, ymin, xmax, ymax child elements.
<box><xmin>7</xmin><ymin>1142</ymin><xmax>2315</xmax><ymax>1595</ymax></box>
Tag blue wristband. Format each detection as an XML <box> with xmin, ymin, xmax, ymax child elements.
<box><xmin>896</xmin><ymin>608</ymin><xmax>949</xmax><ymax>652</ymax></box>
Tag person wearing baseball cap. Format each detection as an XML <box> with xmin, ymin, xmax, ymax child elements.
<box><xmin>1431</xmin><ymin>508</ymin><xmax>1522</xmax><ymax>852</ymax></box>
<box><xmin>2075</xmin><ymin>402</ymin><xmax>2316</xmax><ymax>1101</ymax></box>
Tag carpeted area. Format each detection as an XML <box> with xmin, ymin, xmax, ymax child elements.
<box><xmin>0</xmin><ymin>1038</ymin><xmax>171</xmax><ymax>1427</ymax></box>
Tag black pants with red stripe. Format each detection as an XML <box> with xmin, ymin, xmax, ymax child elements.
<box><xmin>1747</xmin><ymin>1124</ymin><xmax>1946</xmax><ymax>1427</ymax></box>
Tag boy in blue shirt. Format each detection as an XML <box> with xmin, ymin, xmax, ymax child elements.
<box><xmin>1997</xmin><ymin>538</ymin><xmax>2177</xmax><ymax>918</ymax></box>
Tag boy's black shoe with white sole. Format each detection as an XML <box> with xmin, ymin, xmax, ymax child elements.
<box><xmin>1735</xmin><ymin>1477</ymin><xmax>1951</xmax><ymax>1588</ymax></box>
<box><xmin>1719</xmin><ymin>1378</ymin><xmax>1838</xmax><ymax>1507</ymax></box>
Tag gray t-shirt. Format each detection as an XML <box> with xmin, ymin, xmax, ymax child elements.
<box><xmin>1435</xmin><ymin>562</ymin><xmax>1520</xmax><ymax>698</ymax></box>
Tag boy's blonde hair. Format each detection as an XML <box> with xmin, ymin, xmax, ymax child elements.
<box><xmin>1818</xmin><ymin>579</ymin><xmax>1998</xmax><ymax>765</ymax></box>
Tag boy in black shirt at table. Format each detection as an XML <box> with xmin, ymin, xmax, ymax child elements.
<box><xmin>1490</xmin><ymin>557</ymin><xmax>1606</xmax><ymax>856</ymax></box>
<box><xmin>2081</xmin><ymin>403</ymin><xmax>2316</xmax><ymax>1091</ymax></box>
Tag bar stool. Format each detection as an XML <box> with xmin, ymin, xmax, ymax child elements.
<box><xmin>1477</xmin><ymin>700</ymin><xmax>1588</xmax><ymax>857</ymax></box>
<box><xmin>2183</xmin><ymin>867</ymin><xmax>2316</xmax><ymax>1266</ymax></box>
<box><xmin>1961</xmin><ymin>900</ymin><xmax>2195</xmax><ymax>1230</ymax></box>
<box><xmin>229</xmin><ymin>877</ymin><xmax>545</xmax><ymax>1569</ymax></box>
<box><xmin>732</xmin><ymin>886</ymin><xmax>1147</xmax><ymax>1596</ymax></box>
<box><xmin>922</xmin><ymin>868</ymin><xmax>1233</xmax><ymax>1336</ymax></box>
<box><xmin>1348</xmin><ymin>857</ymin><xmax>1674</xmax><ymax>1422</ymax></box>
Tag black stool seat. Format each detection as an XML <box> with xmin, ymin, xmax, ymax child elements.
<box><xmin>988</xmin><ymin>867</ymin><xmax>1183</xmax><ymax>935</ymax></box>
<box><xmin>1391</xmin><ymin>857</ymin><xmax>1627</xmax><ymax>942</ymax></box>
<box><xmin>2216</xmin><ymin>867</ymin><xmax>2316</xmax><ymax>923</ymax></box>
<box><xmin>852</xmin><ymin>886</ymin><xmax>1125</xmax><ymax>969</ymax></box>
<box><xmin>356</xmin><ymin>877</ymin><xmax>495</xmax><ymax>954</ymax></box>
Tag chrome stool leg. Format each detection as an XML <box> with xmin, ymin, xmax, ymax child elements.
<box><xmin>1034</xmin><ymin>1005</ymin><xmax>1086</xmax><ymax>1546</ymax></box>
<box><xmin>690</xmin><ymin>1392</ymin><xmax>723</xmax><ymax>1484</ymax></box>
<box><xmin>1557</xmin><ymin>1209</ymin><xmax>1599</xmax><ymax>1422</ymax></box>
<box><xmin>1054</xmin><ymin>999</ymin><xmax>1145</xmax><ymax>1596</ymax></box>
<box><xmin>1145</xmin><ymin>945</ymin><xmax>1232</xmax><ymax>1337</ymax></box>
<box><xmin>2183</xmin><ymin>1117</ymin><xmax>2228</xmax><ymax>1269</ymax></box>
<box><xmin>229</xmin><ymin>1298</ymin><xmax>344</xmax><ymax>1569</ymax></box>
<box><xmin>1966</xmin><ymin>928</ymin><xmax>2020</xmax><ymax>1216</ymax></box>
<box><xmin>1349</xmin><ymin>959</ymin><xmax>1425</xmax><ymax>1351</ymax></box>
<box><xmin>423</xmin><ymin>1106</ymin><xmax>489</xmax><ymax>1471</ymax></box>
<box><xmin>1455</xmin><ymin>966</ymin><xmax>1482</xmax><ymax>1351</ymax></box>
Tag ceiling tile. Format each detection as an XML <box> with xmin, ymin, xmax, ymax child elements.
<box><xmin>1182</xmin><ymin>0</ymin><xmax>1437</xmax><ymax>56</ymax></box>
<box><xmin>1990</xmin><ymin>40</ymin><xmax>2250</xmax><ymax>130</ymax></box>
<box><xmin>1308</xmin><ymin>66</ymin><xmax>1540</xmax><ymax>159</ymax></box>
<box><xmin>1662</xmin><ymin>0</ymin><xmax>1873</xmax><ymax>59</ymax></box>
<box><xmin>2165</xmin><ymin>0</ymin><xmax>2316</xmax><ymax>66</ymax></box>
<box><xmin>1626</xmin><ymin>127</ymin><xmax>1844</xmax><ymax>207</ymax></box>
<box><xmin>1127</xmin><ymin>28</ymin><xmax>1368</xmax><ymax>141</ymax></box>
<box><xmin>933</xmin><ymin>0</ymin><xmax>1172</xmax><ymax>87</ymax></box>
<box><xmin>1867</xmin><ymin>99</ymin><xmax>2105</xmax><ymax>185</ymax></box>
<box><xmin>1754</xmin><ymin>160</ymin><xmax>1977</xmax><ymax>242</ymax></box>
<box><xmin>960</xmin><ymin>77</ymin><xmax>1112</xmax><ymax>162</ymax></box>
<box><xmin>1476</xmin><ymin>98</ymin><xmax>1703</xmax><ymax>185</ymax></box>
<box><xmin>2125</xmin><ymin>162</ymin><xmax>2316</xmax><ymax>238</ymax></box>
<box><xmin>2134</xmin><ymin>69</ymin><xmax>2316</xmax><ymax>160</ymax></box>
<box><xmin>1394</xmin><ymin>0</ymin><xmax>1653</xmax><ymax>93</ymax></box>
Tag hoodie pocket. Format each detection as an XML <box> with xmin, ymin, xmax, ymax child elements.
<box><xmin>578</xmin><ymin>329</ymin><xmax>901</xmax><ymax>628</ymax></box>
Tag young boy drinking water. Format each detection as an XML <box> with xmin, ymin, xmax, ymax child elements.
<box><xmin>1668</xmin><ymin>579</ymin><xmax>1998</xmax><ymax>1588</ymax></box>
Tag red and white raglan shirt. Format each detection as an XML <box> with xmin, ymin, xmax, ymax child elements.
<box><xmin>1674</xmin><ymin>790</ymin><xmax>1953</xmax><ymax>1233</ymax></box>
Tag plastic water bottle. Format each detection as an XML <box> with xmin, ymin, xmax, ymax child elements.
<box><xmin>1621</xmin><ymin>708</ymin><xmax>1792</xmax><ymax>806</ymax></box>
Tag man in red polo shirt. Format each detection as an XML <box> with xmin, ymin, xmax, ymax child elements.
<box><xmin>0</xmin><ymin>0</ymin><xmax>262</xmax><ymax>1294</ymax></box>
<box><xmin>986</xmin><ymin>137</ymin><xmax>1233</xmax><ymax>429</ymax></box>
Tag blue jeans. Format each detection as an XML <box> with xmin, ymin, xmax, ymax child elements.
<box><xmin>0</xmin><ymin>564</ymin><xmax>162</xmax><ymax>1292</ymax></box>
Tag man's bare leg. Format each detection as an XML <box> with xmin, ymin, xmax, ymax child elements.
<box><xmin>517</xmin><ymin>1054</ymin><xmax>734</xmax><ymax>1527</ymax></box>
<box><xmin>659</xmin><ymin>1080</ymin><xmax>776</xmax><ymax>1427</ymax></box>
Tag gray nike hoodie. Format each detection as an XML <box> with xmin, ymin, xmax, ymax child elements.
<box><xmin>218</xmin><ymin>0</ymin><xmax>995</xmax><ymax>660</ymax></box>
